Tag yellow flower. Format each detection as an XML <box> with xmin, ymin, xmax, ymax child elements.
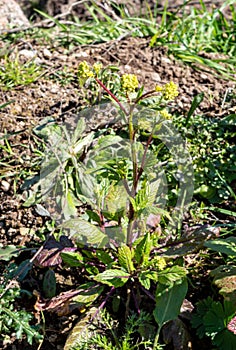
<box><xmin>121</xmin><ymin>74</ymin><xmax>139</xmax><ymax>92</ymax></box>
<box><xmin>155</xmin><ymin>85</ymin><xmax>163</xmax><ymax>92</ymax></box>
<box><xmin>162</xmin><ymin>81</ymin><xmax>179</xmax><ymax>100</ymax></box>
<box><xmin>78</xmin><ymin>61</ymin><xmax>94</xmax><ymax>79</ymax></box>
<box><xmin>154</xmin><ymin>257</ymin><xmax>166</xmax><ymax>270</ymax></box>
<box><xmin>93</xmin><ymin>63</ymin><xmax>103</xmax><ymax>75</ymax></box>
<box><xmin>160</xmin><ymin>109</ymin><xmax>172</xmax><ymax>119</ymax></box>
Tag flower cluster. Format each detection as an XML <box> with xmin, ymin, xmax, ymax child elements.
<box><xmin>155</xmin><ymin>81</ymin><xmax>179</xmax><ymax>100</ymax></box>
<box><xmin>160</xmin><ymin>109</ymin><xmax>172</xmax><ymax>120</ymax></box>
<box><xmin>77</xmin><ymin>61</ymin><xmax>103</xmax><ymax>85</ymax></box>
<box><xmin>78</xmin><ymin>61</ymin><xmax>94</xmax><ymax>80</ymax></box>
<box><xmin>121</xmin><ymin>74</ymin><xmax>139</xmax><ymax>93</ymax></box>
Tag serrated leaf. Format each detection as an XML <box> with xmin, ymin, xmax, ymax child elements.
<box><xmin>93</xmin><ymin>269</ymin><xmax>129</xmax><ymax>287</ymax></box>
<box><xmin>105</xmin><ymin>182</ymin><xmax>127</xmax><ymax>216</ymax></box>
<box><xmin>64</xmin><ymin>307</ymin><xmax>98</xmax><ymax>350</ymax></box>
<box><xmin>59</xmin><ymin>219</ymin><xmax>109</xmax><ymax>248</ymax></box>
<box><xmin>153</xmin><ymin>278</ymin><xmax>188</xmax><ymax>328</ymax></box>
<box><xmin>205</xmin><ymin>237</ymin><xmax>236</xmax><ymax>257</ymax></box>
<box><xmin>203</xmin><ymin>302</ymin><xmax>226</xmax><ymax>335</ymax></box>
<box><xmin>61</xmin><ymin>251</ymin><xmax>84</xmax><ymax>267</ymax></box>
<box><xmin>138</xmin><ymin>272</ymin><xmax>151</xmax><ymax>290</ymax></box>
<box><xmin>191</xmin><ymin>297</ymin><xmax>215</xmax><ymax>338</ymax></box>
<box><xmin>134</xmin><ymin>232</ymin><xmax>152</xmax><ymax>266</ymax></box>
<box><xmin>62</xmin><ymin>190</ymin><xmax>78</xmax><ymax>220</ymax></box>
<box><xmin>157</xmin><ymin>266</ymin><xmax>187</xmax><ymax>286</ymax></box>
<box><xmin>118</xmin><ymin>245</ymin><xmax>135</xmax><ymax>273</ymax></box>
<box><xmin>96</xmin><ymin>250</ymin><xmax>113</xmax><ymax>265</ymax></box>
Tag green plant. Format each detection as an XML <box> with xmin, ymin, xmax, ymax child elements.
<box><xmin>68</xmin><ymin>309</ymin><xmax>157</xmax><ymax>350</ymax></box>
<box><xmin>0</xmin><ymin>53</ymin><xmax>42</xmax><ymax>89</ymax></box>
<box><xmin>24</xmin><ymin>62</ymin><xmax>196</xmax><ymax>349</ymax></box>
<box><xmin>191</xmin><ymin>296</ymin><xmax>236</xmax><ymax>350</ymax></box>
<box><xmin>150</xmin><ymin>1</ymin><xmax>236</xmax><ymax>79</ymax></box>
<box><xmin>173</xmin><ymin>109</ymin><xmax>236</xmax><ymax>203</ymax></box>
<box><xmin>0</xmin><ymin>268</ymin><xmax>42</xmax><ymax>346</ymax></box>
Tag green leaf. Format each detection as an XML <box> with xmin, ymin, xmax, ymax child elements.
<box><xmin>0</xmin><ymin>244</ymin><xmax>21</xmax><ymax>261</ymax></box>
<box><xmin>203</xmin><ymin>301</ymin><xmax>227</xmax><ymax>335</ymax></box>
<box><xmin>64</xmin><ymin>307</ymin><xmax>98</xmax><ymax>350</ymax></box>
<box><xmin>210</xmin><ymin>265</ymin><xmax>236</xmax><ymax>304</ymax></box>
<box><xmin>204</xmin><ymin>237</ymin><xmax>236</xmax><ymax>257</ymax></box>
<box><xmin>153</xmin><ymin>278</ymin><xmax>188</xmax><ymax>328</ymax></box>
<box><xmin>72</xmin><ymin>282</ymin><xmax>104</xmax><ymax>305</ymax></box>
<box><xmin>134</xmin><ymin>232</ymin><xmax>152</xmax><ymax>266</ymax></box>
<box><xmin>63</xmin><ymin>190</ymin><xmax>79</xmax><ymax>220</ymax></box>
<box><xmin>138</xmin><ymin>270</ymin><xmax>158</xmax><ymax>290</ymax></box>
<box><xmin>186</xmin><ymin>92</ymin><xmax>204</xmax><ymax>121</ymax></box>
<box><xmin>118</xmin><ymin>245</ymin><xmax>135</xmax><ymax>273</ymax></box>
<box><xmin>72</xmin><ymin>131</ymin><xmax>94</xmax><ymax>155</ymax></box>
<box><xmin>71</xmin><ymin>117</ymin><xmax>86</xmax><ymax>144</ymax></box>
<box><xmin>96</xmin><ymin>250</ymin><xmax>113</xmax><ymax>265</ymax></box>
<box><xmin>213</xmin><ymin>329</ymin><xmax>236</xmax><ymax>350</ymax></box>
<box><xmin>104</xmin><ymin>182</ymin><xmax>127</xmax><ymax>216</ymax></box>
<box><xmin>59</xmin><ymin>219</ymin><xmax>109</xmax><ymax>248</ymax></box>
<box><xmin>61</xmin><ymin>251</ymin><xmax>84</xmax><ymax>267</ymax></box>
<box><xmin>43</xmin><ymin>269</ymin><xmax>56</xmax><ymax>298</ymax></box>
<box><xmin>93</xmin><ymin>269</ymin><xmax>129</xmax><ymax>288</ymax></box>
<box><xmin>157</xmin><ymin>266</ymin><xmax>187</xmax><ymax>286</ymax></box>
<box><xmin>191</xmin><ymin>296</ymin><xmax>214</xmax><ymax>338</ymax></box>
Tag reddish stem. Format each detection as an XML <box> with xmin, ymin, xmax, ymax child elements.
<box><xmin>95</xmin><ymin>78</ymin><xmax>128</xmax><ymax>115</ymax></box>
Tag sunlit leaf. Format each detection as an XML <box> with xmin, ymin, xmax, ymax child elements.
<box><xmin>93</xmin><ymin>269</ymin><xmax>129</xmax><ymax>288</ymax></box>
<box><xmin>118</xmin><ymin>245</ymin><xmax>135</xmax><ymax>273</ymax></box>
<box><xmin>59</xmin><ymin>219</ymin><xmax>109</xmax><ymax>248</ymax></box>
<box><xmin>0</xmin><ymin>244</ymin><xmax>21</xmax><ymax>261</ymax></box>
<box><xmin>64</xmin><ymin>307</ymin><xmax>98</xmax><ymax>350</ymax></box>
<box><xmin>205</xmin><ymin>237</ymin><xmax>236</xmax><ymax>257</ymax></box>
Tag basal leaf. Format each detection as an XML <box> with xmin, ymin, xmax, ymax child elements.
<box><xmin>71</xmin><ymin>117</ymin><xmax>86</xmax><ymax>144</ymax></box>
<box><xmin>118</xmin><ymin>245</ymin><xmax>135</xmax><ymax>273</ymax></box>
<box><xmin>59</xmin><ymin>219</ymin><xmax>109</xmax><ymax>248</ymax></box>
<box><xmin>0</xmin><ymin>244</ymin><xmax>21</xmax><ymax>261</ymax></box>
<box><xmin>210</xmin><ymin>265</ymin><xmax>236</xmax><ymax>304</ymax></box>
<box><xmin>93</xmin><ymin>269</ymin><xmax>129</xmax><ymax>288</ymax></box>
<box><xmin>64</xmin><ymin>307</ymin><xmax>98</xmax><ymax>350</ymax></box>
<box><xmin>153</xmin><ymin>278</ymin><xmax>188</xmax><ymax>328</ymax></box>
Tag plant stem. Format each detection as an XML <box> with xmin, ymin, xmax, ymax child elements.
<box><xmin>153</xmin><ymin>328</ymin><xmax>161</xmax><ymax>350</ymax></box>
<box><xmin>95</xmin><ymin>78</ymin><xmax>128</xmax><ymax>115</ymax></box>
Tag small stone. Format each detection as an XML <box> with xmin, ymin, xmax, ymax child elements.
<box><xmin>1</xmin><ymin>179</ymin><xmax>10</xmax><ymax>192</ymax></box>
<box><xmin>43</xmin><ymin>48</ymin><xmax>52</xmax><ymax>58</ymax></box>
<box><xmin>152</xmin><ymin>72</ymin><xmax>161</xmax><ymax>82</ymax></box>
<box><xmin>19</xmin><ymin>49</ymin><xmax>37</xmax><ymax>59</ymax></box>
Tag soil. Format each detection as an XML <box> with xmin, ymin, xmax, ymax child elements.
<box><xmin>0</xmin><ymin>1</ymin><xmax>236</xmax><ymax>349</ymax></box>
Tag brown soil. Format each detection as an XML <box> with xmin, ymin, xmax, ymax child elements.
<box><xmin>1</xmin><ymin>1</ymin><xmax>236</xmax><ymax>349</ymax></box>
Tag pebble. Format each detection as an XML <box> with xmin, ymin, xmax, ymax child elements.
<box><xmin>43</xmin><ymin>48</ymin><xmax>52</xmax><ymax>58</ymax></box>
<box><xmin>1</xmin><ymin>179</ymin><xmax>10</xmax><ymax>192</ymax></box>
